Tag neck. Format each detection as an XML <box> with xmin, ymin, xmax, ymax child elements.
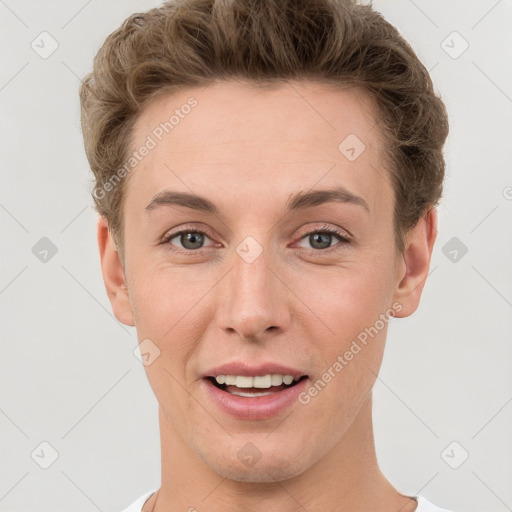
<box><xmin>145</xmin><ymin>394</ymin><xmax>417</xmax><ymax>512</ymax></box>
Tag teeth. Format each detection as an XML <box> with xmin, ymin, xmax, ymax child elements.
<box><xmin>282</xmin><ymin>375</ymin><xmax>294</xmax><ymax>385</ymax></box>
<box><xmin>214</xmin><ymin>374</ymin><xmax>298</xmax><ymax>388</ymax></box>
<box><xmin>230</xmin><ymin>390</ymin><xmax>274</xmax><ymax>397</ymax></box>
<box><xmin>271</xmin><ymin>374</ymin><xmax>282</xmax><ymax>386</ymax></box>
<box><xmin>253</xmin><ymin>375</ymin><xmax>272</xmax><ymax>388</ymax></box>
<box><xmin>235</xmin><ymin>376</ymin><xmax>253</xmax><ymax>388</ymax></box>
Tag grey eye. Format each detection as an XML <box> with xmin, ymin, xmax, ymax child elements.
<box><xmin>308</xmin><ymin>232</ymin><xmax>333</xmax><ymax>250</ymax></box>
<box><xmin>167</xmin><ymin>230</ymin><xmax>212</xmax><ymax>250</ymax></box>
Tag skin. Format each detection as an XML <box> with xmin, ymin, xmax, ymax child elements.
<box><xmin>97</xmin><ymin>80</ymin><xmax>437</xmax><ymax>512</ymax></box>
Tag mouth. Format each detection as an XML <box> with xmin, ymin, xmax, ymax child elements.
<box><xmin>206</xmin><ymin>374</ymin><xmax>309</xmax><ymax>397</ymax></box>
<box><xmin>201</xmin><ymin>362</ymin><xmax>310</xmax><ymax>419</ymax></box>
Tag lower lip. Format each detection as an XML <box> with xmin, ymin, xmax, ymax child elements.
<box><xmin>203</xmin><ymin>377</ymin><xmax>309</xmax><ymax>420</ymax></box>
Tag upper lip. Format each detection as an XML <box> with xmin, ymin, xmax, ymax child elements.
<box><xmin>203</xmin><ymin>362</ymin><xmax>308</xmax><ymax>380</ymax></box>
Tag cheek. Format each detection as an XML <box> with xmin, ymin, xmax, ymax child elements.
<box><xmin>128</xmin><ymin>267</ymin><xmax>203</xmax><ymax>410</ymax></box>
<box><xmin>302</xmin><ymin>259</ymin><xmax>395</xmax><ymax>337</ymax></box>
<box><xmin>297</xmin><ymin>271</ymin><xmax>390</xmax><ymax>432</ymax></box>
<box><xmin>127</xmin><ymin>263</ymin><xmax>215</xmax><ymax>383</ymax></box>
<box><xmin>295</xmin><ymin>253</ymin><xmax>396</xmax><ymax>407</ymax></box>
<box><xmin>128</xmin><ymin>261</ymin><xmax>204</xmax><ymax>335</ymax></box>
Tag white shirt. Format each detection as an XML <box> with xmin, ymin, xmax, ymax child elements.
<box><xmin>121</xmin><ymin>489</ymin><xmax>454</xmax><ymax>512</ymax></box>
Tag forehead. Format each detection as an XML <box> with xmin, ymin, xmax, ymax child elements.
<box><xmin>134</xmin><ymin>80</ymin><xmax>381</xmax><ymax>154</ymax></box>
<box><xmin>125</xmin><ymin>80</ymin><xmax>391</xmax><ymax>221</ymax></box>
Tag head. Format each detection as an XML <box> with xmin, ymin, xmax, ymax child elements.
<box><xmin>80</xmin><ymin>0</ymin><xmax>448</xmax><ymax>482</ymax></box>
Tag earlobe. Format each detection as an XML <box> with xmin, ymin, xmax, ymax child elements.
<box><xmin>97</xmin><ymin>216</ymin><xmax>135</xmax><ymax>327</ymax></box>
<box><xmin>392</xmin><ymin>208</ymin><xmax>438</xmax><ymax>318</ymax></box>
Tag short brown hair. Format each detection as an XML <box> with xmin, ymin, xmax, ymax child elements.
<box><xmin>79</xmin><ymin>0</ymin><xmax>449</xmax><ymax>254</ymax></box>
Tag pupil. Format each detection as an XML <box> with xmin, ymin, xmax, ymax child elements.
<box><xmin>183</xmin><ymin>232</ymin><xmax>203</xmax><ymax>249</ymax></box>
<box><xmin>311</xmin><ymin>233</ymin><xmax>331</xmax><ymax>249</ymax></box>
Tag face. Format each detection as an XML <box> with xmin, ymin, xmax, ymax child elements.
<box><xmin>99</xmin><ymin>80</ymin><xmax>435</xmax><ymax>483</ymax></box>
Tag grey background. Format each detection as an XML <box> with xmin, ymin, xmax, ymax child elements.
<box><xmin>1</xmin><ymin>1</ymin><xmax>511</xmax><ymax>511</ymax></box>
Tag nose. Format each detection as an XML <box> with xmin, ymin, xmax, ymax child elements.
<box><xmin>216</xmin><ymin>240</ymin><xmax>292</xmax><ymax>341</ymax></box>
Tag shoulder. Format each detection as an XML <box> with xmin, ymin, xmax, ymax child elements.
<box><xmin>120</xmin><ymin>489</ymin><xmax>157</xmax><ymax>512</ymax></box>
<box><xmin>415</xmin><ymin>495</ymin><xmax>455</xmax><ymax>512</ymax></box>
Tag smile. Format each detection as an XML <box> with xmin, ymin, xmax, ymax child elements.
<box><xmin>203</xmin><ymin>372</ymin><xmax>309</xmax><ymax>420</ymax></box>
<box><xmin>208</xmin><ymin>374</ymin><xmax>306</xmax><ymax>397</ymax></box>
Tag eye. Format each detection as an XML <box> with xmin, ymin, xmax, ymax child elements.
<box><xmin>161</xmin><ymin>224</ymin><xmax>351</xmax><ymax>255</ymax></box>
<box><xmin>295</xmin><ymin>225</ymin><xmax>351</xmax><ymax>252</ymax></box>
<box><xmin>163</xmin><ymin>228</ymin><xmax>217</xmax><ymax>252</ymax></box>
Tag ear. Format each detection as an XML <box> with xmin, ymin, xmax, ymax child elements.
<box><xmin>392</xmin><ymin>207</ymin><xmax>437</xmax><ymax>318</ymax></box>
<box><xmin>97</xmin><ymin>216</ymin><xmax>135</xmax><ymax>326</ymax></box>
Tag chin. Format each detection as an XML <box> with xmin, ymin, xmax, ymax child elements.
<box><xmin>196</xmin><ymin>439</ymin><xmax>311</xmax><ymax>483</ymax></box>
<box><xmin>207</xmin><ymin>458</ymin><xmax>307</xmax><ymax>483</ymax></box>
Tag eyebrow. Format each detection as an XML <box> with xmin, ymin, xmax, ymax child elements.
<box><xmin>144</xmin><ymin>186</ymin><xmax>369</xmax><ymax>214</ymax></box>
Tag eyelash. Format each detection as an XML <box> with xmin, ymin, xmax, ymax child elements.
<box><xmin>296</xmin><ymin>224</ymin><xmax>351</xmax><ymax>255</ymax></box>
<box><xmin>161</xmin><ymin>223</ymin><xmax>351</xmax><ymax>256</ymax></box>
